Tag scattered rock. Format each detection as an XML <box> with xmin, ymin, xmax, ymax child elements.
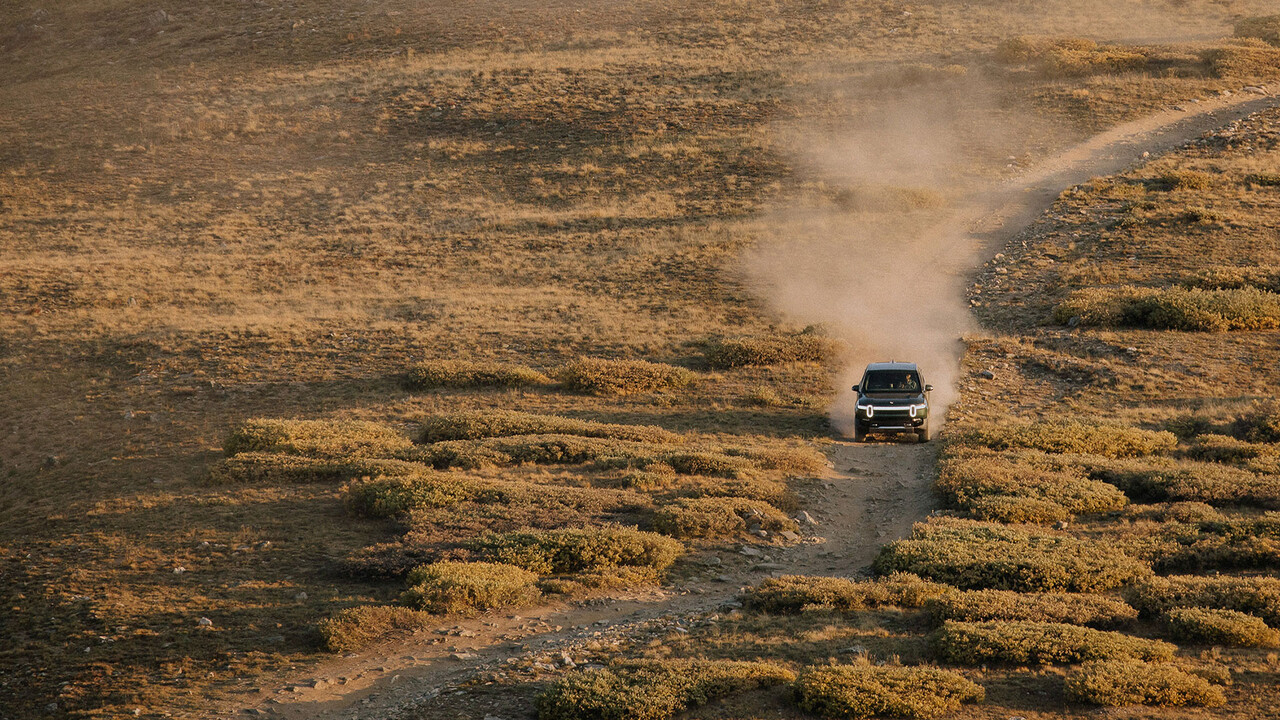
<box><xmin>795</xmin><ymin>511</ymin><xmax>818</xmax><ymax>525</ymax></box>
<box><xmin>197</xmin><ymin>617</ymin><xmax>212</xmax><ymax>627</ymax></box>
<box><xmin>451</xmin><ymin>652</ymin><xmax>478</xmax><ymax>661</ymax></box>
<box><xmin>1243</xmin><ymin>86</ymin><xmax>1268</xmax><ymax>95</ymax></box>
<box><xmin>295</xmin><ymin>592</ymin><xmax>307</xmax><ymax>602</ymax></box>
<box><xmin>740</xmin><ymin>546</ymin><xmax>763</xmax><ymax>558</ymax></box>
<box><xmin>839</xmin><ymin>644</ymin><xmax>868</xmax><ymax>656</ymax></box>
<box><xmin>978</xmin><ymin>370</ymin><xmax>996</xmax><ymax>380</ymax></box>
<box><xmin>751</xmin><ymin>529</ymin><xmax>769</xmax><ymax>539</ymax></box>
<box><xmin>42</xmin><ymin>455</ymin><xmax>60</xmax><ymax>469</ymax></box>
<box><xmin>173</xmin><ymin>566</ymin><xmax>185</xmax><ymax>574</ymax></box>
<box><xmin>779</xmin><ymin>530</ymin><xmax>801</xmax><ymax>542</ymax></box>
<box><xmin>148</xmin><ymin>9</ymin><xmax>171</xmax><ymax>25</ymax></box>
<box><xmin>1054</xmin><ymin>520</ymin><xmax>1069</xmax><ymax>530</ymax></box>
<box><xmin>716</xmin><ymin>574</ymin><xmax>734</xmax><ymax>583</ymax></box>
<box><xmin>1067</xmin><ymin>315</ymin><xmax>1082</xmax><ymax>328</ymax></box>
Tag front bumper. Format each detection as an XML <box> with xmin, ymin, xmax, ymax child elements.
<box><xmin>856</xmin><ymin>403</ymin><xmax>928</xmax><ymax>432</ymax></box>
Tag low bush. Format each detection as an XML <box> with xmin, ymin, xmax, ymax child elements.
<box><xmin>1065</xmin><ymin>659</ymin><xmax>1226</xmax><ymax>707</ymax></box>
<box><xmin>1236</xmin><ymin>15</ymin><xmax>1280</xmax><ymax>45</ymax></box>
<box><xmin>1234</xmin><ymin>404</ymin><xmax>1280</xmax><ymax>443</ymax></box>
<box><xmin>208</xmin><ymin>452</ymin><xmax>421</xmax><ymax>484</ymax></box>
<box><xmin>469</xmin><ymin>527</ymin><xmax>683</xmax><ymax>575</ymax></box>
<box><xmin>1184</xmin><ymin>433</ymin><xmax>1275</xmax><ymax>464</ymax></box>
<box><xmin>659</xmin><ymin>451</ymin><xmax>753</xmax><ymax>478</ymax></box>
<box><xmin>224</xmin><ymin>418</ymin><xmax>413</xmax><ymax>458</ymax></box>
<box><xmin>874</xmin><ymin>518</ymin><xmax>1150</xmax><ymax>592</ymax></box>
<box><xmin>536</xmin><ymin>659</ymin><xmax>795</xmax><ymax>720</ymax></box>
<box><xmin>962</xmin><ymin>422</ymin><xmax>1176</xmax><ymax>458</ymax></box>
<box><xmin>417</xmin><ymin>410</ymin><xmax>682</xmax><ymax>444</ymax></box>
<box><xmin>400</xmin><ymin>561</ymin><xmax>540</xmax><ymax>615</ymax></box>
<box><xmin>652</xmin><ymin>497</ymin><xmax>796</xmax><ymax>539</ymax></box>
<box><xmin>793</xmin><ymin>662</ymin><xmax>984</xmax><ymax>719</ymax></box>
<box><xmin>413</xmin><ymin>435</ymin><xmax>756</xmax><ymax>479</ymax></box>
<box><xmin>1147</xmin><ymin>170</ymin><xmax>1214</xmax><ymax>192</ymax></box>
<box><xmin>995</xmin><ymin>35</ymin><xmax>1148</xmax><ymax>77</ymax></box>
<box><xmin>1122</xmin><ymin>502</ymin><xmax>1223</xmax><ymax>523</ymax></box>
<box><xmin>743</xmin><ymin>573</ymin><xmax>954</xmax><ymax>614</ymax></box>
<box><xmin>404</xmin><ymin>359</ymin><xmax>550</xmax><ymax>390</ymax></box>
<box><xmin>1127</xmin><ymin>575</ymin><xmax>1280</xmax><ymax>626</ymax></box>
<box><xmin>933</xmin><ymin>621</ymin><xmax>1175</xmax><ymax>664</ymax></box>
<box><xmin>734</xmin><ymin>445</ymin><xmax>829</xmax><ymax>475</ymax></box>
<box><xmin>936</xmin><ymin>449</ymin><xmax>1127</xmax><ymax>522</ymax></box>
<box><xmin>1205</xmin><ymin>40</ymin><xmax>1280</xmax><ymax>79</ymax></box>
<box><xmin>704</xmin><ymin>333</ymin><xmax>839</xmax><ymax>369</ymax></box>
<box><xmin>343</xmin><ymin>474</ymin><xmax>485</xmax><ymax>516</ymax></box>
<box><xmin>1126</xmin><ymin>514</ymin><xmax>1280</xmax><ymax>571</ymax></box>
<box><xmin>1053</xmin><ymin>286</ymin><xmax>1280</xmax><ymax>331</ymax></box>
<box><xmin>1084</xmin><ymin>456</ymin><xmax>1280</xmax><ymax>508</ymax></box>
<box><xmin>318</xmin><ymin>605</ymin><xmax>433</xmax><ymax>652</ymax></box>
<box><xmin>667</xmin><ymin>474</ymin><xmax>795</xmax><ymax>510</ymax></box>
<box><xmin>926</xmin><ymin>590</ymin><xmax>1137</xmax><ymax>628</ymax></box>
<box><xmin>1247</xmin><ymin>172</ymin><xmax>1280</xmax><ymax>188</ymax></box>
<box><xmin>1182</xmin><ymin>265</ymin><xmax>1280</xmax><ymax>293</ymax></box>
<box><xmin>1166</xmin><ymin>606</ymin><xmax>1280</xmax><ymax>647</ymax></box>
<box><xmin>559</xmin><ymin>358</ymin><xmax>695</xmax><ymax>396</ymax></box>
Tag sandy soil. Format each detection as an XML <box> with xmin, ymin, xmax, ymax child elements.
<box><xmin>221</xmin><ymin>87</ymin><xmax>1280</xmax><ymax>720</ymax></box>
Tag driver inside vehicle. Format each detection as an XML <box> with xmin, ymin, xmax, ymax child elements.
<box><xmin>893</xmin><ymin>373</ymin><xmax>919</xmax><ymax>391</ymax></box>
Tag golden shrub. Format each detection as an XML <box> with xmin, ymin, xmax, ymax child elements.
<box><xmin>874</xmin><ymin>518</ymin><xmax>1150</xmax><ymax>592</ymax></box>
<box><xmin>936</xmin><ymin>448</ymin><xmax>1127</xmax><ymax>522</ymax></box>
<box><xmin>742</xmin><ymin>573</ymin><xmax>954</xmax><ymax>614</ymax></box>
<box><xmin>208</xmin><ymin>452</ymin><xmax>421</xmax><ymax>484</ymax></box>
<box><xmin>469</xmin><ymin>526</ymin><xmax>683</xmax><ymax>575</ymax></box>
<box><xmin>1065</xmin><ymin>659</ymin><xmax>1226</xmax><ymax>707</ymax></box>
<box><xmin>536</xmin><ymin>659</ymin><xmax>795</xmax><ymax>720</ymax></box>
<box><xmin>1166</xmin><ymin>606</ymin><xmax>1280</xmax><ymax>647</ymax></box>
<box><xmin>318</xmin><ymin>605</ymin><xmax>433</xmax><ymax>652</ymax></box>
<box><xmin>926</xmin><ymin>590</ymin><xmax>1138</xmax><ymax>628</ymax></box>
<box><xmin>223</xmin><ymin>418</ymin><xmax>413</xmax><ymax>458</ymax></box>
<box><xmin>963</xmin><ymin>421</ymin><xmax>1176</xmax><ymax>458</ymax></box>
<box><xmin>652</xmin><ymin>497</ymin><xmax>796</xmax><ymax>539</ymax></box>
<box><xmin>404</xmin><ymin>359</ymin><xmax>550</xmax><ymax>390</ymax></box>
<box><xmin>933</xmin><ymin>620</ymin><xmax>1175</xmax><ymax>664</ymax></box>
<box><xmin>704</xmin><ymin>333</ymin><xmax>839</xmax><ymax>369</ymax></box>
<box><xmin>1053</xmin><ymin>286</ymin><xmax>1280</xmax><ymax>332</ymax></box>
<box><xmin>558</xmin><ymin>358</ymin><xmax>695</xmax><ymax>395</ymax></box>
<box><xmin>417</xmin><ymin>409</ymin><xmax>682</xmax><ymax>444</ymax></box>
<box><xmin>1126</xmin><ymin>575</ymin><xmax>1280</xmax><ymax>626</ymax></box>
<box><xmin>400</xmin><ymin>561</ymin><xmax>540</xmax><ymax>616</ymax></box>
<box><xmin>1236</xmin><ymin>15</ymin><xmax>1280</xmax><ymax>45</ymax></box>
<box><xmin>793</xmin><ymin>662</ymin><xmax>983</xmax><ymax>719</ymax></box>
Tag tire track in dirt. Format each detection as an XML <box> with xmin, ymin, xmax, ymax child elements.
<box><xmin>225</xmin><ymin>88</ymin><xmax>1280</xmax><ymax>720</ymax></box>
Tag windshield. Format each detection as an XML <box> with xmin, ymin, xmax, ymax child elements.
<box><xmin>863</xmin><ymin>370</ymin><xmax>921</xmax><ymax>392</ymax></box>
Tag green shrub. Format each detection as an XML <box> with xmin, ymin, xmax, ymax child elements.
<box><xmin>404</xmin><ymin>359</ymin><xmax>550</xmax><ymax>390</ymax></box>
<box><xmin>652</xmin><ymin>497</ymin><xmax>796</xmax><ymax>539</ymax></box>
<box><xmin>318</xmin><ymin>605</ymin><xmax>433</xmax><ymax>652</ymax></box>
<box><xmin>536</xmin><ymin>659</ymin><xmax>795</xmax><ymax>720</ymax></box>
<box><xmin>559</xmin><ymin>358</ymin><xmax>695</xmax><ymax>396</ymax></box>
<box><xmin>1065</xmin><ymin>659</ymin><xmax>1226</xmax><ymax>707</ymax></box>
<box><xmin>1166</xmin><ymin>606</ymin><xmax>1280</xmax><ymax>647</ymax></box>
<box><xmin>1205</xmin><ymin>40</ymin><xmax>1280</xmax><ymax>79</ymax></box>
<box><xmin>668</xmin><ymin>474</ymin><xmax>795</xmax><ymax>509</ymax></box>
<box><xmin>469</xmin><ymin>527</ymin><xmax>683</xmax><ymax>575</ymax></box>
<box><xmin>1236</xmin><ymin>15</ymin><xmax>1280</xmax><ymax>45</ymax></box>
<box><xmin>936</xmin><ymin>449</ymin><xmax>1127</xmax><ymax>522</ymax></box>
<box><xmin>704</xmin><ymin>333</ymin><xmax>839</xmax><ymax>369</ymax></box>
<box><xmin>1084</xmin><ymin>456</ymin><xmax>1280</xmax><ymax>508</ymax></box>
<box><xmin>874</xmin><ymin>518</ymin><xmax>1150</xmax><ymax>592</ymax></box>
<box><xmin>1235</xmin><ymin>405</ymin><xmax>1280</xmax><ymax>443</ymax></box>
<box><xmin>659</xmin><ymin>451</ymin><xmax>752</xmax><ymax>478</ymax></box>
<box><xmin>224</xmin><ymin>418</ymin><xmax>413</xmax><ymax>458</ymax></box>
<box><xmin>1182</xmin><ymin>265</ymin><xmax>1280</xmax><ymax>292</ymax></box>
<box><xmin>1127</xmin><ymin>575</ymin><xmax>1280</xmax><ymax>625</ymax></box>
<box><xmin>400</xmin><ymin>561</ymin><xmax>540</xmax><ymax>615</ymax></box>
<box><xmin>417</xmin><ymin>410</ymin><xmax>682</xmax><ymax>444</ymax></box>
<box><xmin>793</xmin><ymin>662</ymin><xmax>984</xmax><ymax>719</ymax></box>
<box><xmin>742</xmin><ymin>573</ymin><xmax>954</xmax><ymax>614</ymax></box>
<box><xmin>926</xmin><ymin>590</ymin><xmax>1137</xmax><ymax>628</ymax></box>
<box><xmin>1054</xmin><ymin>286</ymin><xmax>1280</xmax><ymax>331</ymax></box>
<box><xmin>933</xmin><ymin>621</ymin><xmax>1175</xmax><ymax>664</ymax></box>
<box><xmin>963</xmin><ymin>422</ymin><xmax>1176</xmax><ymax>458</ymax></box>
<box><xmin>208</xmin><ymin>452</ymin><xmax>421</xmax><ymax>484</ymax></box>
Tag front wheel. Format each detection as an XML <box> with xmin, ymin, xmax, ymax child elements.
<box><xmin>917</xmin><ymin>423</ymin><xmax>932</xmax><ymax>443</ymax></box>
<box><xmin>853</xmin><ymin>421</ymin><xmax>868</xmax><ymax>442</ymax></box>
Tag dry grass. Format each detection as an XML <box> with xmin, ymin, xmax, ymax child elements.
<box><xmin>1053</xmin><ymin>286</ymin><xmax>1280</xmax><ymax>331</ymax></box>
<box><xmin>317</xmin><ymin>605</ymin><xmax>434</xmax><ymax>653</ymax></box>
<box><xmin>704</xmin><ymin>332</ymin><xmax>839</xmax><ymax>369</ymax></box>
<box><xmin>223</xmin><ymin>418</ymin><xmax>414</xmax><ymax>458</ymax></box>
<box><xmin>558</xmin><ymin>358</ymin><xmax>696</xmax><ymax>396</ymax></box>
<box><xmin>404</xmin><ymin>360</ymin><xmax>550</xmax><ymax>390</ymax></box>
<box><xmin>416</xmin><ymin>410</ymin><xmax>683</xmax><ymax>444</ymax></box>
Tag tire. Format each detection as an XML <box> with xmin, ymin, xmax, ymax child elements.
<box><xmin>853</xmin><ymin>421</ymin><xmax>868</xmax><ymax>442</ymax></box>
<box><xmin>917</xmin><ymin>423</ymin><xmax>932</xmax><ymax>443</ymax></box>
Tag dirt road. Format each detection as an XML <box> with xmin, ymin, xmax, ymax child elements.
<box><xmin>226</xmin><ymin>89</ymin><xmax>1280</xmax><ymax>720</ymax></box>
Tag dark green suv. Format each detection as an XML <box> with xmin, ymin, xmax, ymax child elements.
<box><xmin>851</xmin><ymin>362</ymin><xmax>933</xmax><ymax>443</ymax></box>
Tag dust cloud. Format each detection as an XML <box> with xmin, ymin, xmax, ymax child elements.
<box><xmin>744</xmin><ymin>76</ymin><xmax>1044</xmax><ymax>436</ymax></box>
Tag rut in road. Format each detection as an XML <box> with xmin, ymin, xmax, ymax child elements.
<box><xmin>225</xmin><ymin>89</ymin><xmax>1280</xmax><ymax>720</ymax></box>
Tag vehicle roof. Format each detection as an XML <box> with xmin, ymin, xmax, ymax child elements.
<box><xmin>863</xmin><ymin>362</ymin><xmax>919</xmax><ymax>372</ymax></box>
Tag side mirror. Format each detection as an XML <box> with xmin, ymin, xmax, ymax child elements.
<box><xmin>852</xmin><ymin>385</ymin><xmax>860</xmax><ymax>393</ymax></box>
<box><xmin>925</xmin><ymin>384</ymin><xmax>934</xmax><ymax>392</ymax></box>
